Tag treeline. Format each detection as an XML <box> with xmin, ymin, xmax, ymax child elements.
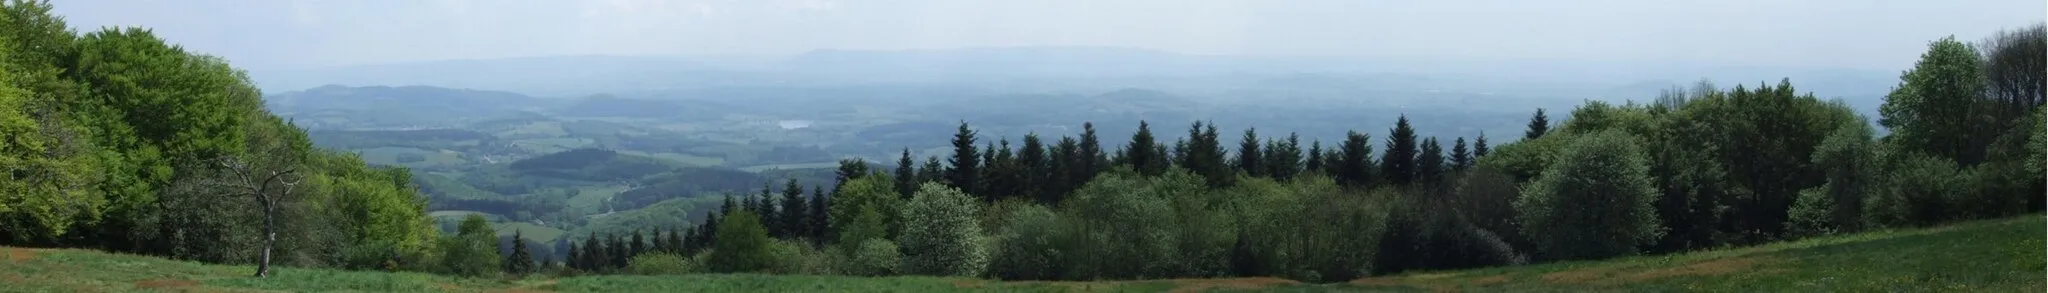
<box><xmin>512</xmin><ymin>25</ymin><xmax>2045</xmax><ymax>282</ymax></box>
<box><xmin>0</xmin><ymin>1</ymin><xmax>440</xmax><ymax>276</ymax></box>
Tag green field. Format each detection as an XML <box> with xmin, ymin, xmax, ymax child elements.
<box><xmin>739</xmin><ymin>162</ymin><xmax>841</xmax><ymax>172</ymax></box>
<box><xmin>567</xmin><ymin>185</ymin><xmax>628</xmax><ymax>213</ymax></box>
<box><xmin>493</xmin><ymin>222</ymin><xmax>568</xmax><ymax>244</ymax></box>
<box><xmin>2</xmin><ymin>215</ymin><xmax>2037</xmax><ymax>292</ymax></box>
<box><xmin>355</xmin><ymin>146</ymin><xmax>467</xmax><ymax>168</ymax></box>
<box><xmin>617</xmin><ymin>150</ymin><xmax>725</xmax><ymax>166</ymax></box>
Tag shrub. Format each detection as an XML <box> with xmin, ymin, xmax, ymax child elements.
<box><xmin>768</xmin><ymin>238</ymin><xmax>835</xmax><ymax>275</ymax></box>
<box><xmin>898</xmin><ymin>183</ymin><xmax>989</xmax><ymax>277</ymax></box>
<box><xmin>844</xmin><ymin>239</ymin><xmax>902</xmax><ymax>276</ymax></box>
<box><xmin>987</xmin><ymin>204</ymin><xmax>1062</xmax><ymax>280</ymax></box>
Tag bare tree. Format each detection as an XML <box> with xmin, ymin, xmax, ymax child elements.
<box><xmin>1980</xmin><ymin>23</ymin><xmax>2046</xmax><ymax>122</ymax></box>
<box><xmin>208</xmin><ymin>152</ymin><xmax>302</xmax><ymax>277</ymax></box>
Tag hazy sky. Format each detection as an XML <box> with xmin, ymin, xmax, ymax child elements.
<box><xmin>52</xmin><ymin>0</ymin><xmax>2045</xmax><ymax>71</ymax></box>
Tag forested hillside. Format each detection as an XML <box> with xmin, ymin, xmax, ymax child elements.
<box><xmin>1</xmin><ymin>0</ymin><xmax>2041</xmax><ymax>287</ymax></box>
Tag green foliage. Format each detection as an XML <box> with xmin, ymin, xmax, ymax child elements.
<box><xmin>829</xmin><ymin>173</ymin><xmax>902</xmax><ymax>242</ymax></box>
<box><xmin>766</xmin><ymin>238</ymin><xmax>835</xmax><ymax>275</ymax></box>
<box><xmin>1880</xmin><ymin>36</ymin><xmax>1996</xmax><ymax>166</ymax></box>
<box><xmin>1865</xmin><ymin>150</ymin><xmax>1967</xmax><ymax>228</ymax></box>
<box><xmin>946</xmin><ymin>122</ymin><xmax>981</xmax><ymax>195</ymax></box>
<box><xmin>708</xmin><ymin>211</ymin><xmax>774</xmax><ymax>273</ymax></box>
<box><xmin>1227</xmin><ymin>176</ymin><xmax>1384</xmax><ymax>282</ymax></box>
<box><xmin>986</xmin><ymin>204</ymin><xmax>1061</xmax><ymax>280</ymax></box>
<box><xmin>898</xmin><ymin>183</ymin><xmax>989</xmax><ymax>277</ymax></box>
<box><xmin>435</xmin><ymin>215</ymin><xmax>501</xmax><ymax>277</ymax></box>
<box><xmin>844</xmin><ymin>239</ymin><xmax>902</xmax><ymax>276</ymax></box>
<box><xmin>1381</xmin><ymin>116</ymin><xmax>1418</xmax><ymax>185</ymax></box>
<box><xmin>1516</xmin><ymin>130</ymin><xmax>1661</xmax><ymax>261</ymax></box>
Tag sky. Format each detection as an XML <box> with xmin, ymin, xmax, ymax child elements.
<box><xmin>50</xmin><ymin>0</ymin><xmax>2047</xmax><ymax>71</ymax></box>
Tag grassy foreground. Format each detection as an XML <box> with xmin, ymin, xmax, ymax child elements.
<box><xmin>2</xmin><ymin>216</ymin><xmax>2039</xmax><ymax>292</ymax></box>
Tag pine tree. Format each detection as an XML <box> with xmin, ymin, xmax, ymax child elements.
<box><xmin>581</xmin><ymin>234</ymin><xmax>604</xmax><ymax>271</ymax></box>
<box><xmin>720</xmin><ymin>194</ymin><xmax>737</xmax><ymax>216</ymax></box>
<box><xmin>810</xmin><ymin>186</ymin><xmax>830</xmax><ymax>244</ymax></box>
<box><xmin>1381</xmin><ymin>115</ymin><xmax>1419</xmax><ymax>186</ymax></box>
<box><xmin>609</xmin><ymin>234</ymin><xmax>629</xmax><ymax>269</ymax></box>
<box><xmin>1417</xmin><ymin>137</ymin><xmax>1446</xmax><ymax>186</ymax></box>
<box><xmin>918</xmin><ymin>156</ymin><xmax>945</xmax><ymax>188</ymax></box>
<box><xmin>651</xmin><ymin>229</ymin><xmax>668</xmax><ymax>253</ymax></box>
<box><xmin>755</xmin><ymin>183</ymin><xmax>778</xmax><ymax>237</ymax></box>
<box><xmin>1236</xmin><ymin>128</ymin><xmax>1264</xmax><ymax>178</ymax></box>
<box><xmin>895</xmin><ymin>148</ymin><xmax>918</xmax><ymax>198</ymax></box>
<box><xmin>1266</xmin><ymin>133</ymin><xmax>1303</xmax><ymax>181</ymax></box>
<box><xmin>1176</xmin><ymin>121</ymin><xmax>1233</xmax><ymax>188</ymax></box>
<box><xmin>1525</xmin><ymin>108</ymin><xmax>1550</xmax><ymax>140</ymax></box>
<box><xmin>1018</xmin><ymin>133</ymin><xmax>1048</xmax><ymax>202</ymax></box>
<box><xmin>507</xmin><ymin>230</ymin><xmax>533</xmax><ymax>274</ymax></box>
<box><xmin>1337</xmin><ymin>131</ymin><xmax>1377</xmax><ymax>188</ymax></box>
<box><xmin>835</xmin><ymin>158</ymin><xmax>869</xmax><ymax>191</ymax></box>
<box><xmin>1475</xmin><ymin>133</ymin><xmax>1491</xmax><ymax>158</ymax></box>
<box><xmin>1123</xmin><ymin>121</ymin><xmax>1165</xmax><ymax>176</ymax></box>
<box><xmin>1306</xmin><ymin>140</ymin><xmax>1326</xmax><ymax>174</ymax></box>
<box><xmin>629</xmin><ymin>230</ymin><xmax>647</xmax><ymax>259</ymax></box>
<box><xmin>565</xmin><ymin>242</ymin><xmax>582</xmax><ymax>271</ymax></box>
<box><xmin>985</xmin><ymin>138</ymin><xmax>1018</xmax><ymax>201</ymax></box>
<box><xmin>947</xmin><ymin>122</ymin><xmax>983</xmax><ymax>195</ymax></box>
<box><xmin>1048</xmin><ymin>136</ymin><xmax>1081</xmax><ymax>205</ymax></box>
<box><xmin>1450</xmin><ymin>137</ymin><xmax>1472</xmax><ymax>172</ymax></box>
<box><xmin>684</xmin><ymin>225</ymin><xmax>704</xmax><ymax>252</ymax></box>
<box><xmin>1078</xmin><ymin>122</ymin><xmax>1107</xmax><ymax>180</ymax></box>
<box><xmin>781</xmin><ymin>179</ymin><xmax>807</xmax><ymax>239</ymax></box>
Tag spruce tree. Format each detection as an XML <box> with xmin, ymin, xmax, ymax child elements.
<box><xmin>755</xmin><ymin>183</ymin><xmax>778</xmax><ymax>237</ymax></box>
<box><xmin>1123</xmin><ymin>121</ymin><xmax>1164</xmax><ymax>176</ymax></box>
<box><xmin>1078</xmin><ymin>122</ymin><xmax>1106</xmax><ymax>179</ymax></box>
<box><xmin>895</xmin><ymin>149</ymin><xmax>918</xmax><ymax>198</ymax></box>
<box><xmin>1525</xmin><ymin>108</ymin><xmax>1550</xmax><ymax>140</ymax></box>
<box><xmin>1381</xmin><ymin>115</ymin><xmax>1419</xmax><ymax>186</ymax></box>
<box><xmin>1306</xmin><ymin>140</ymin><xmax>1325</xmax><ymax>173</ymax></box>
<box><xmin>1266</xmin><ymin>133</ymin><xmax>1303</xmax><ymax>181</ymax></box>
<box><xmin>781</xmin><ymin>179</ymin><xmax>807</xmax><ymax>239</ymax></box>
<box><xmin>810</xmin><ymin>186</ymin><xmax>830</xmax><ymax>244</ymax></box>
<box><xmin>835</xmin><ymin>158</ymin><xmax>869</xmax><ymax>189</ymax></box>
<box><xmin>630</xmin><ymin>230</ymin><xmax>647</xmax><ymax>258</ymax></box>
<box><xmin>918</xmin><ymin>156</ymin><xmax>945</xmax><ymax>188</ymax></box>
<box><xmin>947</xmin><ymin>122</ymin><xmax>982</xmax><ymax>195</ymax></box>
<box><xmin>581</xmin><ymin>234</ymin><xmax>603</xmax><ymax>271</ymax></box>
<box><xmin>1450</xmin><ymin>137</ymin><xmax>1472</xmax><ymax>172</ymax></box>
<box><xmin>1337</xmin><ymin>131</ymin><xmax>1377</xmax><ymax>188</ymax></box>
<box><xmin>566</xmin><ymin>243</ymin><xmax>582</xmax><ymax>271</ymax></box>
<box><xmin>1048</xmin><ymin>136</ymin><xmax>1081</xmax><ymax>205</ymax></box>
<box><xmin>1018</xmin><ymin>133</ymin><xmax>1048</xmax><ymax>202</ymax></box>
<box><xmin>986</xmin><ymin>139</ymin><xmax>1018</xmax><ymax>201</ymax></box>
<box><xmin>1236</xmin><ymin>128</ymin><xmax>1264</xmax><ymax>177</ymax></box>
<box><xmin>1417</xmin><ymin>137</ymin><xmax>1446</xmax><ymax>186</ymax></box>
<box><xmin>507</xmin><ymin>230</ymin><xmax>533</xmax><ymax>274</ymax></box>
<box><xmin>720</xmin><ymin>194</ymin><xmax>737</xmax><ymax>216</ymax></box>
<box><xmin>1177</xmin><ymin>121</ymin><xmax>1233</xmax><ymax>188</ymax></box>
<box><xmin>610</xmin><ymin>234</ymin><xmax>629</xmax><ymax>269</ymax></box>
<box><xmin>651</xmin><ymin>229</ymin><xmax>667</xmax><ymax>253</ymax></box>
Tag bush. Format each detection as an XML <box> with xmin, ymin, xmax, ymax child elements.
<box><xmin>1866</xmin><ymin>151</ymin><xmax>1966</xmax><ymax>228</ymax></box>
<box><xmin>1515</xmin><ymin>130</ymin><xmax>1661</xmax><ymax>261</ymax></box>
<box><xmin>987</xmin><ymin>204</ymin><xmax>1062</xmax><ymax>280</ymax></box>
<box><xmin>708</xmin><ymin>211</ymin><xmax>775</xmax><ymax>273</ymax></box>
<box><xmin>435</xmin><ymin>215</ymin><xmax>501</xmax><ymax>277</ymax></box>
<box><xmin>1785</xmin><ymin>188</ymin><xmax>1837</xmax><ymax>238</ymax></box>
<box><xmin>844</xmin><ymin>239</ymin><xmax>902</xmax><ymax>276</ymax></box>
<box><xmin>898</xmin><ymin>183</ymin><xmax>989</xmax><ymax>277</ymax></box>
<box><xmin>627</xmin><ymin>252</ymin><xmax>696</xmax><ymax>275</ymax></box>
<box><xmin>768</xmin><ymin>238</ymin><xmax>835</xmax><ymax>275</ymax></box>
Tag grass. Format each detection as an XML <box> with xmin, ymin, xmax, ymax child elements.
<box><xmin>738</xmin><ymin>162</ymin><xmax>841</xmax><ymax>172</ymax></box>
<box><xmin>566</xmin><ymin>185</ymin><xmax>627</xmax><ymax>213</ymax></box>
<box><xmin>616</xmin><ymin>150</ymin><xmax>725</xmax><ymax>167</ymax></box>
<box><xmin>355</xmin><ymin>147</ymin><xmax>467</xmax><ymax>168</ymax></box>
<box><xmin>1</xmin><ymin>215</ymin><xmax>2038</xmax><ymax>292</ymax></box>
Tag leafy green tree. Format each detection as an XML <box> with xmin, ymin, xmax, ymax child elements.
<box><xmin>708</xmin><ymin>211</ymin><xmax>774</xmax><ymax>273</ymax></box>
<box><xmin>846</xmin><ymin>239</ymin><xmax>902</xmax><ymax>276</ymax></box>
<box><xmin>1524</xmin><ymin>109</ymin><xmax>1550</xmax><ymax>140</ymax></box>
<box><xmin>898</xmin><ymin>183</ymin><xmax>989</xmax><ymax>276</ymax></box>
<box><xmin>1880</xmin><ymin>36</ymin><xmax>1996</xmax><ymax>166</ymax></box>
<box><xmin>1381</xmin><ymin>115</ymin><xmax>1419</xmax><ymax>185</ymax></box>
<box><xmin>1865</xmin><ymin>151</ymin><xmax>1966</xmax><ymax>228</ymax></box>
<box><xmin>947</xmin><ymin>122</ymin><xmax>982</xmax><ymax>195</ymax></box>
<box><xmin>828</xmin><ymin>173</ymin><xmax>903</xmax><ymax>241</ymax></box>
<box><xmin>987</xmin><ymin>204</ymin><xmax>1062</xmax><ymax>280</ymax></box>
<box><xmin>439</xmin><ymin>215</ymin><xmax>501</xmax><ymax>277</ymax></box>
<box><xmin>1515</xmin><ymin>130</ymin><xmax>1660</xmax><ymax>261</ymax></box>
<box><xmin>1979</xmin><ymin>24</ymin><xmax>2045</xmax><ymax>124</ymax></box>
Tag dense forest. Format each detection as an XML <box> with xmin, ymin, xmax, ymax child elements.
<box><xmin>1</xmin><ymin>0</ymin><xmax>2042</xmax><ymax>283</ymax></box>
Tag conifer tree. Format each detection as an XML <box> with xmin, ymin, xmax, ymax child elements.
<box><xmin>1266</xmin><ymin>133</ymin><xmax>1304</xmax><ymax>181</ymax></box>
<box><xmin>566</xmin><ymin>243</ymin><xmax>582</xmax><ymax>271</ymax></box>
<box><xmin>948</xmin><ymin>122</ymin><xmax>982</xmax><ymax>195</ymax></box>
<box><xmin>1525</xmin><ymin>108</ymin><xmax>1550</xmax><ymax>140</ymax></box>
<box><xmin>1176</xmin><ymin>121</ymin><xmax>1233</xmax><ymax>187</ymax></box>
<box><xmin>896</xmin><ymin>148</ymin><xmax>918</xmax><ymax>198</ymax></box>
<box><xmin>1475</xmin><ymin>133</ymin><xmax>1492</xmax><ymax>158</ymax></box>
<box><xmin>1048</xmin><ymin>136</ymin><xmax>1081</xmax><ymax>205</ymax></box>
<box><xmin>1078</xmin><ymin>122</ymin><xmax>1107</xmax><ymax>179</ymax></box>
<box><xmin>1306</xmin><ymin>140</ymin><xmax>1326</xmax><ymax>173</ymax></box>
<box><xmin>986</xmin><ymin>138</ymin><xmax>1019</xmax><ymax>201</ymax></box>
<box><xmin>810</xmin><ymin>186</ymin><xmax>830</xmax><ymax>244</ymax></box>
<box><xmin>1123</xmin><ymin>121</ymin><xmax>1165</xmax><ymax>176</ymax></box>
<box><xmin>629</xmin><ymin>230</ymin><xmax>647</xmax><ymax>259</ymax></box>
<box><xmin>651</xmin><ymin>229</ymin><xmax>667</xmax><ymax>253</ymax></box>
<box><xmin>1417</xmin><ymin>137</ymin><xmax>1446</xmax><ymax>186</ymax></box>
<box><xmin>755</xmin><ymin>183</ymin><xmax>778</xmax><ymax>237</ymax></box>
<box><xmin>1337</xmin><ymin>131</ymin><xmax>1377</xmax><ymax>188</ymax></box>
<box><xmin>1382</xmin><ymin>115</ymin><xmax>1419</xmax><ymax>186</ymax></box>
<box><xmin>506</xmin><ymin>230</ymin><xmax>533</xmax><ymax>274</ymax></box>
<box><xmin>836</xmin><ymin>158</ymin><xmax>869</xmax><ymax>189</ymax></box>
<box><xmin>1237</xmin><ymin>128</ymin><xmax>1264</xmax><ymax>177</ymax></box>
<box><xmin>581</xmin><ymin>234</ymin><xmax>604</xmax><ymax>271</ymax></box>
<box><xmin>1018</xmin><ymin>133</ymin><xmax>1048</xmax><ymax>202</ymax></box>
<box><xmin>918</xmin><ymin>156</ymin><xmax>945</xmax><ymax>188</ymax></box>
<box><xmin>1451</xmin><ymin>137</ymin><xmax>1472</xmax><ymax>172</ymax></box>
<box><xmin>610</xmin><ymin>234</ymin><xmax>629</xmax><ymax>269</ymax></box>
<box><xmin>781</xmin><ymin>179</ymin><xmax>807</xmax><ymax>239</ymax></box>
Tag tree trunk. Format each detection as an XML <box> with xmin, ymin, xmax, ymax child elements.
<box><xmin>255</xmin><ymin>200</ymin><xmax>275</xmax><ymax>278</ymax></box>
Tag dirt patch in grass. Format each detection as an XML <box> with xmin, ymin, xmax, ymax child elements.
<box><xmin>1468</xmin><ymin>275</ymin><xmax>1510</xmax><ymax>286</ymax></box>
<box><xmin>1167</xmin><ymin>277</ymin><xmax>1299</xmax><ymax>293</ymax></box>
<box><xmin>135</xmin><ymin>279</ymin><xmax>199</xmax><ymax>290</ymax></box>
<box><xmin>1539</xmin><ymin>266</ymin><xmax>1618</xmax><ymax>284</ymax></box>
<box><xmin>3</xmin><ymin>247</ymin><xmax>37</xmax><ymax>262</ymax></box>
<box><xmin>1611</xmin><ymin>257</ymin><xmax>1767</xmax><ymax>283</ymax></box>
<box><xmin>1348</xmin><ymin>277</ymin><xmax>1405</xmax><ymax>286</ymax></box>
